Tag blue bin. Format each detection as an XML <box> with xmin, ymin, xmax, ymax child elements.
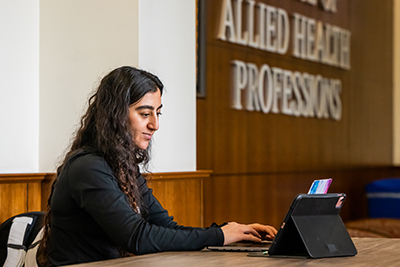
<box><xmin>366</xmin><ymin>178</ymin><xmax>400</xmax><ymax>219</ymax></box>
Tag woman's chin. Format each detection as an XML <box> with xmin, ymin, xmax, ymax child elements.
<box><xmin>138</xmin><ymin>142</ymin><xmax>150</xmax><ymax>150</ymax></box>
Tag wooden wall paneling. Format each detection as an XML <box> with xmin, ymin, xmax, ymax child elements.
<box><xmin>0</xmin><ymin>174</ymin><xmax>46</xmax><ymax>223</ymax></box>
<box><xmin>198</xmin><ymin>0</ymin><xmax>395</xmax><ymax>227</ymax></box>
<box><xmin>0</xmin><ymin>183</ymin><xmax>27</xmax><ymax>224</ymax></box>
<box><xmin>347</xmin><ymin>0</ymin><xmax>393</xmax><ymax>165</ymax></box>
<box><xmin>198</xmin><ymin>0</ymin><xmax>394</xmax><ymax>173</ymax></box>
<box><xmin>0</xmin><ymin>171</ymin><xmax>208</xmax><ymax>227</ymax></box>
<box><xmin>203</xmin><ymin>167</ymin><xmax>400</xmax><ymax>228</ymax></box>
<box><xmin>204</xmin><ymin>172</ymin><xmax>313</xmax><ymax>227</ymax></box>
<box><xmin>199</xmin><ymin>0</ymin><xmax>359</xmax><ymax>174</ymax></box>
<box><xmin>28</xmin><ymin>182</ymin><xmax>42</xmax><ymax>212</ymax></box>
<box><xmin>145</xmin><ymin>171</ymin><xmax>211</xmax><ymax>228</ymax></box>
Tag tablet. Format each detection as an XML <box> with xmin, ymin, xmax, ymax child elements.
<box><xmin>268</xmin><ymin>193</ymin><xmax>357</xmax><ymax>258</ymax></box>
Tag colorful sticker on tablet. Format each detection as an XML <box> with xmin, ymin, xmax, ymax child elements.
<box><xmin>308</xmin><ymin>178</ymin><xmax>332</xmax><ymax>194</ymax></box>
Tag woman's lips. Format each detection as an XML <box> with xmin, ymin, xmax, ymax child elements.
<box><xmin>143</xmin><ymin>133</ymin><xmax>153</xmax><ymax>140</ymax></box>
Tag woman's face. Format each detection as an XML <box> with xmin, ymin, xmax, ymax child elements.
<box><xmin>128</xmin><ymin>89</ymin><xmax>162</xmax><ymax>150</ymax></box>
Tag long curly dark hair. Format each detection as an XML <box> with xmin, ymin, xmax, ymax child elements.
<box><xmin>36</xmin><ymin>66</ymin><xmax>164</xmax><ymax>266</ymax></box>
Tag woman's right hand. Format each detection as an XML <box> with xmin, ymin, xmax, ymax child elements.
<box><xmin>220</xmin><ymin>222</ymin><xmax>262</xmax><ymax>245</ymax></box>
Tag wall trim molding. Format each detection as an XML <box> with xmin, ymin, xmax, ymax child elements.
<box><xmin>0</xmin><ymin>170</ymin><xmax>213</xmax><ymax>182</ymax></box>
<box><xmin>0</xmin><ymin>173</ymin><xmax>48</xmax><ymax>183</ymax></box>
<box><xmin>145</xmin><ymin>170</ymin><xmax>212</xmax><ymax>180</ymax></box>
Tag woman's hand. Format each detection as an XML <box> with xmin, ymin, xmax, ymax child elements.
<box><xmin>221</xmin><ymin>222</ymin><xmax>277</xmax><ymax>245</ymax></box>
<box><xmin>248</xmin><ymin>223</ymin><xmax>277</xmax><ymax>241</ymax></box>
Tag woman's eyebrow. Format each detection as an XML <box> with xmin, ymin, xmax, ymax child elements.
<box><xmin>136</xmin><ymin>105</ymin><xmax>155</xmax><ymax>110</ymax></box>
<box><xmin>136</xmin><ymin>104</ymin><xmax>163</xmax><ymax>111</ymax></box>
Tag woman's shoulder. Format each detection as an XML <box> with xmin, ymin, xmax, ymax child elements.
<box><xmin>68</xmin><ymin>150</ymin><xmax>108</xmax><ymax>169</ymax></box>
<box><xmin>61</xmin><ymin>150</ymin><xmax>114</xmax><ymax>183</ymax></box>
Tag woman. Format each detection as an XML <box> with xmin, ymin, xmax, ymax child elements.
<box><xmin>37</xmin><ymin>66</ymin><xmax>277</xmax><ymax>266</ymax></box>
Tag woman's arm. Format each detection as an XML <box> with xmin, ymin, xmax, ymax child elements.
<box><xmin>68</xmin><ymin>156</ymin><xmax>224</xmax><ymax>255</ymax></box>
<box><xmin>138</xmin><ymin>175</ymin><xmax>277</xmax><ymax>245</ymax></box>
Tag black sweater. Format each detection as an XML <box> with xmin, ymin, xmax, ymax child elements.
<box><xmin>48</xmin><ymin>151</ymin><xmax>224</xmax><ymax>265</ymax></box>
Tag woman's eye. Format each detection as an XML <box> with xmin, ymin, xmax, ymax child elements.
<box><xmin>157</xmin><ymin>112</ymin><xmax>162</xmax><ymax>116</ymax></box>
<box><xmin>142</xmin><ymin>113</ymin><xmax>150</xmax><ymax>117</ymax></box>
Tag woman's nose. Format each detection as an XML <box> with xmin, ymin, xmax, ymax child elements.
<box><xmin>148</xmin><ymin>114</ymin><xmax>159</xmax><ymax>131</ymax></box>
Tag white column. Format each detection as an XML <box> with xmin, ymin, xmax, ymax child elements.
<box><xmin>39</xmin><ymin>0</ymin><xmax>140</xmax><ymax>171</ymax></box>
<box><xmin>138</xmin><ymin>0</ymin><xmax>197</xmax><ymax>172</ymax></box>
<box><xmin>0</xmin><ymin>1</ymin><xmax>39</xmax><ymax>173</ymax></box>
<box><xmin>39</xmin><ymin>0</ymin><xmax>196</xmax><ymax>173</ymax></box>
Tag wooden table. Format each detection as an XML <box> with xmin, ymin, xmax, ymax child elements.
<box><xmin>68</xmin><ymin>238</ymin><xmax>400</xmax><ymax>266</ymax></box>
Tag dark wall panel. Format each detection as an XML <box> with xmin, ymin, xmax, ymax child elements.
<box><xmin>197</xmin><ymin>0</ymin><xmax>395</xmax><ymax>227</ymax></box>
